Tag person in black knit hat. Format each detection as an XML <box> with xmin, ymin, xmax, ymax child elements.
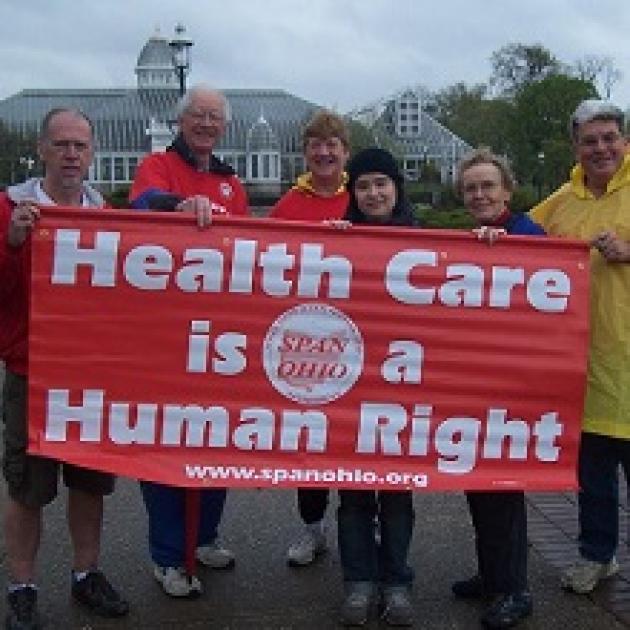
<box><xmin>337</xmin><ymin>147</ymin><xmax>418</xmax><ymax>628</ymax></box>
<box><xmin>344</xmin><ymin>147</ymin><xmax>419</xmax><ymax>227</ymax></box>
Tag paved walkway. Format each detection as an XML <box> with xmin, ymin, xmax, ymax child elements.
<box><xmin>527</xmin><ymin>488</ymin><xmax>630</xmax><ymax>625</ymax></box>
<box><xmin>1</xmin><ymin>479</ymin><xmax>629</xmax><ymax>629</ymax></box>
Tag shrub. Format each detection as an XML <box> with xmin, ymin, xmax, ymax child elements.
<box><xmin>415</xmin><ymin>205</ymin><xmax>475</xmax><ymax>229</ymax></box>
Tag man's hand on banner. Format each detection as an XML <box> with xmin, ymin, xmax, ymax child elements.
<box><xmin>8</xmin><ymin>200</ymin><xmax>40</xmax><ymax>247</ymax></box>
<box><xmin>176</xmin><ymin>195</ymin><xmax>228</xmax><ymax>229</ymax></box>
<box><xmin>591</xmin><ymin>231</ymin><xmax>630</xmax><ymax>263</ymax></box>
<box><xmin>473</xmin><ymin>226</ymin><xmax>506</xmax><ymax>245</ymax></box>
<box><xmin>323</xmin><ymin>219</ymin><xmax>352</xmax><ymax>230</ymax></box>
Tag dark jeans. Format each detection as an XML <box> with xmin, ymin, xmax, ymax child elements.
<box><xmin>297</xmin><ymin>488</ymin><xmax>329</xmax><ymax>524</ymax></box>
<box><xmin>465</xmin><ymin>491</ymin><xmax>528</xmax><ymax>594</ymax></box>
<box><xmin>140</xmin><ymin>481</ymin><xmax>227</xmax><ymax>568</ymax></box>
<box><xmin>337</xmin><ymin>490</ymin><xmax>414</xmax><ymax>585</ymax></box>
<box><xmin>578</xmin><ymin>432</ymin><xmax>630</xmax><ymax>563</ymax></box>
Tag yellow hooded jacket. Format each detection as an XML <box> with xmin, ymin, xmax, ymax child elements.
<box><xmin>529</xmin><ymin>154</ymin><xmax>630</xmax><ymax>438</ymax></box>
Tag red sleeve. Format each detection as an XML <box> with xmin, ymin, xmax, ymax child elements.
<box><xmin>0</xmin><ymin>196</ymin><xmax>27</xmax><ymax>302</ymax></box>
<box><xmin>129</xmin><ymin>153</ymin><xmax>171</xmax><ymax>202</ymax></box>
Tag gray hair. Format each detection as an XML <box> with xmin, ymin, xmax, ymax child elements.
<box><xmin>40</xmin><ymin>108</ymin><xmax>94</xmax><ymax>140</ymax></box>
<box><xmin>455</xmin><ymin>146</ymin><xmax>516</xmax><ymax>195</ymax></box>
<box><xmin>175</xmin><ymin>84</ymin><xmax>231</xmax><ymax>122</ymax></box>
<box><xmin>569</xmin><ymin>99</ymin><xmax>625</xmax><ymax>139</ymax></box>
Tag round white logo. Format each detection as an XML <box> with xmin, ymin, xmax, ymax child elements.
<box><xmin>263</xmin><ymin>303</ymin><xmax>364</xmax><ymax>405</ymax></box>
<box><xmin>220</xmin><ymin>182</ymin><xmax>233</xmax><ymax>199</ymax></box>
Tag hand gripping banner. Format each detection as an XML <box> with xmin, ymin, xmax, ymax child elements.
<box><xmin>28</xmin><ymin>207</ymin><xmax>590</xmax><ymax>491</ymax></box>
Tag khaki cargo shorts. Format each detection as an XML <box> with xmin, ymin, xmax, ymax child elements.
<box><xmin>1</xmin><ymin>370</ymin><xmax>115</xmax><ymax>508</ymax></box>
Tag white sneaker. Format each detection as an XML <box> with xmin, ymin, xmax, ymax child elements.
<box><xmin>196</xmin><ymin>540</ymin><xmax>236</xmax><ymax>569</ymax></box>
<box><xmin>153</xmin><ymin>565</ymin><xmax>202</xmax><ymax>597</ymax></box>
<box><xmin>287</xmin><ymin>527</ymin><xmax>327</xmax><ymax>566</ymax></box>
<box><xmin>561</xmin><ymin>556</ymin><xmax>619</xmax><ymax>593</ymax></box>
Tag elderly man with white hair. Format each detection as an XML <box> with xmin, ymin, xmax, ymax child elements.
<box><xmin>130</xmin><ymin>85</ymin><xmax>248</xmax><ymax>598</ymax></box>
<box><xmin>530</xmin><ymin>99</ymin><xmax>630</xmax><ymax>595</ymax></box>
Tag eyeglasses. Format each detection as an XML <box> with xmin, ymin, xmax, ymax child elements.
<box><xmin>185</xmin><ymin>109</ymin><xmax>225</xmax><ymax>123</ymax></box>
<box><xmin>578</xmin><ymin>132</ymin><xmax>623</xmax><ymax>148</ymax></box>
<box><xmin>462</xmin><ymin>181</ymin><xmax>500</xmax><ymax>195</ymax></box>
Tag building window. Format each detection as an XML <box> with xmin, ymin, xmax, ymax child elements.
<box><xmin>128</xmin><ymin>157</ymin><xmax>138</xmax><ymax>180</ymax></box>
<box><xmin>411</xmin><ymin>114</ymin><xmax>419</xmax><ymax>121</ymax></box>
<box><xmin>263</xmin><ymin>154</ymin><xmax>270</xmax><ymax>178</ymax></box>
<box><xmin>411</xmin><ymin>126</ymin><xmax>419</xmax><ymax>134</ymax></box>
<box><xmin>400</xmin><ymin>125</ymin><xmax>407</xmax><ymax>133</ymax></box>
<box><xmin>100</xmin><ymin>157</ymin><xmax>111</xmax><ymax>181</ymax></box>
<box><xmin>399</xmin><ymin>102</ymin><xmax>407</xmax><ymax>109</ymax></box>
<box><xmin>237</xmin><ymin>155</ymin><xmax>246</xmax><ymax>179</ymax></box>
<box><xmin>410</xmin><ymin>102</ymin><xmax>419</xmax><ymax>109</ymax></box>
<box><xmin>251</xmin><ymin>154</ymin><xmax>259</xmax><ymax>179</ymax></box>
<box><xmin>114</xmin><ymin>157</ymin><xmax>124</xmax><ymax>181</ymax></box>
<box><xmin>400</xmin><ymin>114</ymin><xmax>407</xmax><ymax>121</ymax></box>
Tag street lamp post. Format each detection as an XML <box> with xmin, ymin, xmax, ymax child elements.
<box><xmin>168</xmin><ymin>21</ymin><xmax>197</xmax><ymax>583</ymax></box>
<box><xmin>536</xmin><ymin>151</ymin><xmax>545</xmax><ymax>201</ymax></box>
<box><xmin>169</xmin><ymin>23</ymin><xmax>193</xmax><ymax>97</ymax></box>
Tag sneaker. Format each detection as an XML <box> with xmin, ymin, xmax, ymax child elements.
<box><xmin>286</xmin><ymin>528</ymin><xmax>327</xmax><ymax>567</ymax></box>
<box><xmin>340</xmin><ymin>581</ymin><xmax>374</xmax><ymax>627</ymax></box>
<box><xmin>452</xmin><ymin>574</ymin><xmax>486</xmax><ymax>599</ymax></box>
<box><xmin>6</xmin><ymin>586</ymin><xmax>40</xmax><ymax>630</ymax></box>
<box><xmin>71</xmin><ymin>570</ymin><xmax>129</xmax><ymax>617</ymax></box>
<box><xmin>380</xmin><ymin>586</ymin><xmax>414</xmax><ymax>627</ymax></box>
<box><xmin>481</xmin><ymin>591</ymin><xmax>533</xmax><ymax>629</ymax></box>
<box><xmin>560</xmin><ymin>557</ymin><xmax>619</xmax><ymax>594</ymax></box>
<box><xmin>152</xmin><ymin>565</ymin><xmax>202</xmax><ymax>598</ymax></box>
<box><xmin>196</xmin><ymin>540</ymin><xmax>236</xmax><ymax>569</ymax></box>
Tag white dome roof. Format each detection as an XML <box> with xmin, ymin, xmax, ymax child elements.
<box><xmin>136</xmin><ymin>34</ymin><xmax>173</xmax><ymax>69</ymax></box>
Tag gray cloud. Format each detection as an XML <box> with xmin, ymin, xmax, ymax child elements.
<box><xmin>1</xmin><ymin>0</ymin><xmax>628</xmax><ymax>110</ymax></box>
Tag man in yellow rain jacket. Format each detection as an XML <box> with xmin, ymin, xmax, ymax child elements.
<box><xmin>530</xmin><ymin>99</ymin><xmax>630</xmax><ymax>595</ymax></box>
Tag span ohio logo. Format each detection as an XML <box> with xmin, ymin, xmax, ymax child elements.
<box><xmin>263</xmin><ymin>304</ymin><xmax>364</xmax><ymax>405</ymax></box>
<box><xmin>219</xmin><ymin>182</ymin><xmax>233</xmax><ymax>199</ymax></box>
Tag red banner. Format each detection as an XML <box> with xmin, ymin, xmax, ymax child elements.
<box><xmin>28</xmin><ymin>207</ymin><xmax>589</xmax><ymax>491</ymax></box>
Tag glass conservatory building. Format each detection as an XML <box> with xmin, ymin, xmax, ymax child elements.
<box><xmin>0</xmin><ymin>28</ymin><xmax>470</xmax><ymax>195</ymax></box>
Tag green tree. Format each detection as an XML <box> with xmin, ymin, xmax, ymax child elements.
<box><xmin>430</xmin><ymin>82</ymin><xmax>514</xmax><ymax>154</ymax></box>
<box><xmin>490</xmin><ymin>43</ymin><xmax>561</xmax><ymax>97</ymax></box>
<box><xmin>346</xmin><ymin>116</ymin><xmax>404</xmax><ymax>160</ymax></box>
<box><xmin>0</xmin><ymin>122</ymin><xmax>39</xmax><ymax>187</ymax></box>
<box><xmin>508</xmin><ymin>74</ymin><xmax>597</xmax><ymax>190</ymax></box>
<box><xmin>347</xmin><ymin>119</ymin><xmax>376</xmax><ymax>156</ymax></box>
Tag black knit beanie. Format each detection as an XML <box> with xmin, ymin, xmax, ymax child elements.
<box><xmin>347</xmin><ymin>147</ymin><xmax>403</xmax><ymax>190</ymax></box>
<box><xmin>345</xmin><ymin>147</ymin><xmax>418</xmax><ymax>227</ymax></box>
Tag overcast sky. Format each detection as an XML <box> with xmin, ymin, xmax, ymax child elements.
<box><xmin>2</xmin><ymin>0</ymin><xmax>629</xmax><ymax>112</ymax></box>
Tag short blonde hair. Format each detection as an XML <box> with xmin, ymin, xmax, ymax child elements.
<box><xmin>455</xmin><ymin>147</ymin><xmax>516</xmax><ymax>195</ymax></box>
<box><xmin>303</xmin><ymin>109</ymin><xmax>349</xmax><ymax>150</ymax></box>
